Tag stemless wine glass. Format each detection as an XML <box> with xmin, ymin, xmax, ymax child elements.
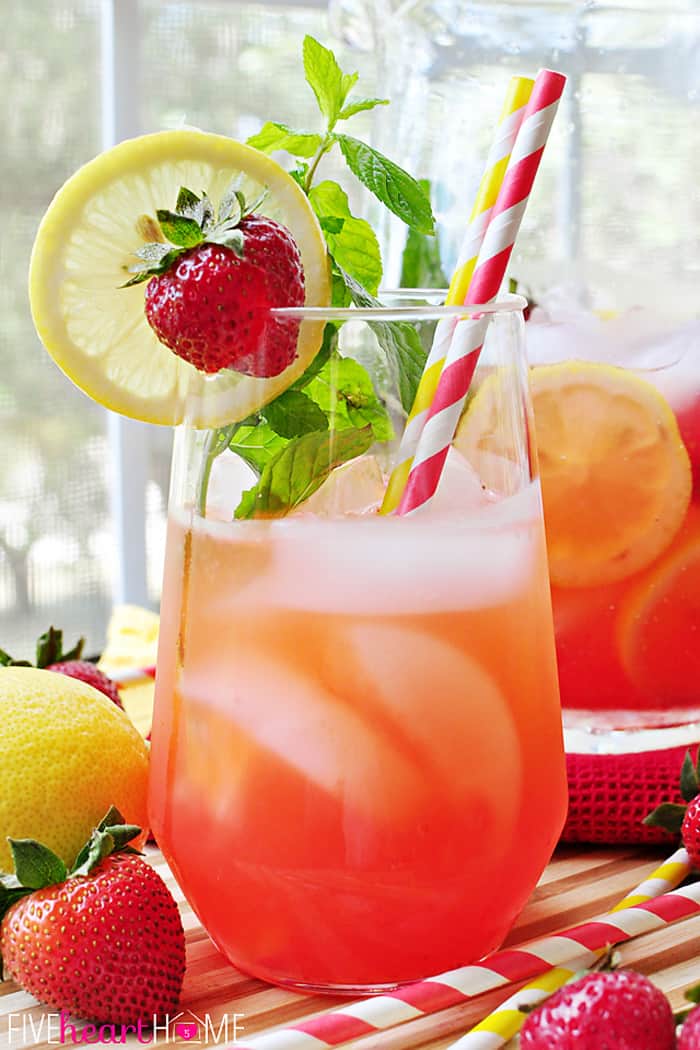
<box><xmin>149</xmin><ymin>294</ymin><xmax>567</xmax><ymax>993</ymax></box>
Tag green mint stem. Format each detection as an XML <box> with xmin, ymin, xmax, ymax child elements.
<box><xmin>197</xmin><ymin>423</ymin><xmax>241</xmax><ymax>516</ymax></box>
<box><xmin>304</xmin><ymin>136</ymin><xmax>334</xmax><ymax>194</ymax></box>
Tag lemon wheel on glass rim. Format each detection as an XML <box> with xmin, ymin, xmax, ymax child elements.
<box><xmin>29</xmin><ymin>130</ymin><xmax>331</xmax><ymax>427</ymax></box>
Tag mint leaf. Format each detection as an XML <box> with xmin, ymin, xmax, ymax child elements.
<box><xmin>247</xmin><ymin>121</ymin><xmax>324</xmax><ymax>159</ymax></box>
<box><xmin>289</xmin><ymin>164</ymin><xmax>309</xmax><ymax>189</ymax></box>
<box><xmin>335</xmin><ymin>135</ymin><xmax>434</xmax><ymax>234</ymax></box>
<box><xmin>292</xmin><ymin>324</ymin><xmax>337</xmax><ymax>389</ymax></box>
<box><xmin>400</xmin><ymin>179</ymin><xmax>447</xmax><ymax>289</ymax></box>
<box><xmin>309</xmin><ymin>180</ymin><xmax>382</xmax><ymax>295</ymax></box>
<box><xmin>265</xmin><ymin>390</ymin><xmax>329</xmax><ymax>438</ymax></box>
<box><xmin>155</xmin><ymin>210</ymin><xmax>205</xmax><ymax>248</ymax></box>
<box><xmin>305</xmin><ymin>351</ymin><xmax>393</xmax><ymax>442</ymax></box>
<box><xmin>235</xmin><ymin>426</ymin><xmax>373</xmax><ymax>519</ymax></box>
<box><xmin>230</xmin><ymin>423</ymin><xmax>288</xmax><ymax>473</ymax></box>
<box><xmin>303</xmin><ymin>36</ymin><xmax>357</xmax><ymax>128</ymax></box>
<box><xmin>8</xmin><ymin>839</ymin><xmax>67</xmax><ymax>889</ymax></box>
<box><xmin>338</xmin><ymin>97</ymin><xmax>389</xmax><ymax>121</ymax></box>
<box><xmin>337</xmin><ymin>267</ymin><xmax>427</xmax><ymax>413</ymax></box>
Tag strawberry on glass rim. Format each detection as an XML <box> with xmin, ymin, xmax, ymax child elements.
<box><xmin>127</xmin><ymin>185</ymin><xmax>306</xmax><ymax>378</ymax></box>
<box><xmin>29</xmin><ymin>131</ymin><xmax>330</xmax><ymax>427</ymax></box>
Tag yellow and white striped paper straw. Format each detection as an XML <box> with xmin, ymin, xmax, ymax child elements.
<box><xmin>446</xmin><ymin>847</ymin><xmax>692</xmax><ymax>1050</ymax></box>
<box><xmin>380</xmin><ymin>74</ymin><xmax>534</xmax><ymax>514</ymax></box>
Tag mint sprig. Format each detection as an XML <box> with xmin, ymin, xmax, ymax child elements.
<box><xmin>400</xmin><ymin>179</ymin><xmax>448</xmax><ymax>289</ymax></box>
<box><xmin>216</xmin><ymin>321</ymin><xmax>393</xmax><ymax>518</ymax></box>
<box><xmin>235</xmin><ymin>426</ymin><xmax>374</xmax><ymax>519</ymax></box>
<box><xmin>209</xmin><ymin>35</ymin><xmax>438</xmax><ymax>518</ymax></box>
<box><xmin>247</xmin><ymin>35</ymin><xmax>430</xmax><ymax>234</ymax></box>
<box><xmin>309</xmin><ymin>181</ymin><xmax>382</xmax><ymax>295</ymax></box>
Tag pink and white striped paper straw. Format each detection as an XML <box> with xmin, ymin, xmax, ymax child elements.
<box><xmin>111</xmin><ymin>665</ymin><xmax>156</xmax><ymax>686</ymax></box>
<box><xmin>227</xmin><ymin>876</ymin><xmax>700</xmax><ymax>1050</ymax></box>
<box><xmin>396</xmin><ymin>68</ymin><xmax>566</xmax><ymax>516</ymax></box>
<box><xmin>446</xmin><ymin>846</ymin><xmax>692</xmax><ymax>1050</ymax></box>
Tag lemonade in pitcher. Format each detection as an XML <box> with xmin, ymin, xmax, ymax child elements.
<box><xmin>517</xmin><ymin>309</ymin><xmax>700</xmax><ymax>738</ymax></box>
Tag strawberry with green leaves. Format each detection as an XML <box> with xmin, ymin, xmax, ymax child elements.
<box><xmin>128</xmin><ymin>189</ymin><xmax>306</xmax><ymax>378</ymax></box>
<box><xmin>645</xmin><ymin>747</ymin><xmax>700</xmax><ymax>867</ymax></box>
<box><xmin>0</xmin><ymin>809</ymin><xmax>185</xmax><ymax>1024</ymax></box>
<box><xmin>519</xmin><ymin>969</ymin><xmax>676</xmax><ymax>1050</ymax></box>
<box><xmin>679</xmin><ymin>984</ymin><xmax>700</xmax><ymax>1049</ymax></box>
<box><xmin>0</xmin><ymin>627</ymin><xmax>123</xmax><ymax>709</ymax></box>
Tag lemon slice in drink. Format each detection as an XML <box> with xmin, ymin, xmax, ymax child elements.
<box><xmin>29</xmin><ymin>130</ymin><xmax>330</xmax><ymax>426</ymax></box>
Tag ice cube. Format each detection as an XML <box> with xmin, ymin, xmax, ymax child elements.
<box><xmin>339</xmin><ymin>623</ymin><xmax>522</xmax><ymax>838</ymax></box>
<box><xmin>254</xmin><ymin>481</ymin><xmax>542</xmax><ymax>616</ymax></box>
<box><xmin>182</xmin><ymin>650</ymin><xmax>429</xmax><ymax>826</ymax></box>
<box><xmin>295</xmin><ymin>454</ymin><xmax>386</xmax><ymax>517</ymax></box>
<box><xmin>412</xmin><ymin>447</ymin><xmax>493</xmax><ymax>516</ymax></box>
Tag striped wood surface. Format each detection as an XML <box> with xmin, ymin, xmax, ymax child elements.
<box><xmin>1</xmin><ymin>845</ymin><xmax>699</xmax><ymax>1049</ymax></box>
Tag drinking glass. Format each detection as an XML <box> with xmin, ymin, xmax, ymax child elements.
<box><xmin>149</xmin><ymin>295</ymin><xmax>567</xmax><ymax>992</ymax></box>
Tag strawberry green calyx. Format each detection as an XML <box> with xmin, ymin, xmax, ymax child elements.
<box><xmin>676</xmin><ymin>981</ymin><xmax>700</xmax><ymax>1025</ymax></box>
<box><xmin>0</xmin><ymin>807</ymin><xmax>142</xmax><ymax>927</ymax></box>
<box><xmin>123</xmin><ymin>183</ymin><xmax>269</xmax><ymax>286</ymax></box>
<box><xmin>644</xmin><ymin>747</ymin><xmax>700</xmax><ymax>836</ymax></box>
<box><xmin>0</xmin><ymin>625</ymin><xmax>84</xmax><ymax>669</ymax></box>
<box><xmin>645</xmin><ymin>748</ymin><xmax>700</xmax><ymax>875</ymax></box>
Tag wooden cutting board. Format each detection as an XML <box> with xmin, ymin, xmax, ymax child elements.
<box><xmin>1</xmin><ymin>845</ymin><xmax>698</xmax><ymax>1049</ymax></box>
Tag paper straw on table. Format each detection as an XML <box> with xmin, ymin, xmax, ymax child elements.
<box><xmin>380</xmin><ymin>74</ymin><xmax>534</xmax><ymax>514</ymax></box>
<box><xmin>446</xmin><ymin>847</ymin><xmax>692</xmax><ymax>1050</ymax></box>
<box><xmin>395</xmin><ymin>68</ymin><xmax>566</xmax><ymax>517</ymax></box>
<box><xmin>228</xmin><ymin>869</ymin><xmax>700</xmax><ymax>1050</ymax></box>
<box><xmin>111</xmin><ymin>665</ymin><xmax>156</xmax><ymax>686</ymax></box>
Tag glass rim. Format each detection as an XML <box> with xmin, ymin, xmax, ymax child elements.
<box><xmin>270</xmin><ymin>290</ymin><xmax>528</xmax><ymax>322</ymax></box>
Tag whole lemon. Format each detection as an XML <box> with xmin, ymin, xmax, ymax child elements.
<box><xmin>0</xmin><ymin>667</ymin><xmax>149</xmax><ymax>872</ymax></box>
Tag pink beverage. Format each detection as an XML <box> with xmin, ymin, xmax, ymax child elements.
<box><xmin>150</xmin><ymin>468</ymin><xmax>567</xmax><ymax>990</ymax></box>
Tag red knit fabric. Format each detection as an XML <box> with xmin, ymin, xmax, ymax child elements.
<box><xmin>562</xmin><ymin>745</ymin><xmax>696</xmax><ymax>844</ymax></box>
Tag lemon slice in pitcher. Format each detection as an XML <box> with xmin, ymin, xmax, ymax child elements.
<box><xmin>29</xmin><ymin>131</ymin><xmax>330</xmax><ymax>426</ymax></box>
<box><xmin>457</xmin><ymin>361</ymin><xmax>692</xmax><ymax>587</ymax></box>
<box><xmin>528</xmin><ymin>362</ymin><xmax>691</xmax><ymax>587</ymax></box>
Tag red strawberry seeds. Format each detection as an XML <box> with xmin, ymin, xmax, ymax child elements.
<box><xmin>1</xmin><ymin>853</ymin><xmax>185</xmax><ymax>1025</ymax></box>
<box><xmin>48</xmin><ymin>659</ymin><xmax>123</xmax><ymax>709</ymax></box>
<box><xmin>682</xmin><ymin>795</ymin><xmax>700</xmax><ymax>869</ymax></box>
<box><xmin>145</xmin><ymin>215</ymin><xmax>305</xmax><ymax>377</ymax></box>
<box><xmin>519</xmin><ymin>969</ymin><xmax>675</xmax><ymax>1050</ymax></box>
<box><xmin>679</xmin><ymin>1004</ymin><xmax>700</xmax><ymax>1050</ymax></box>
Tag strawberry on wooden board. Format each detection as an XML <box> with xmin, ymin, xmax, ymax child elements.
<box><xmin>679</xmin><ymin>1003</ymin><xmax>700</xmax><ymax>1049</ymax></box>
<box><xmin>0</xmin><ymin>809</ymin><xmax>185</xmax><ymax>1025</ymax></box>
<box><xmin>0</xmin><ymin>626</ymin><xmax>123</xmax><ymax>709</ymax></box>
<box><xmin>520</xmin><ymin>969</ymin><xmax>675</xmax><ymax>1050</ymax></box>
<box><xmin>126</xmin><ymin>185</ymin><xmax>306</xmax><ymax>378</ymax></box>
